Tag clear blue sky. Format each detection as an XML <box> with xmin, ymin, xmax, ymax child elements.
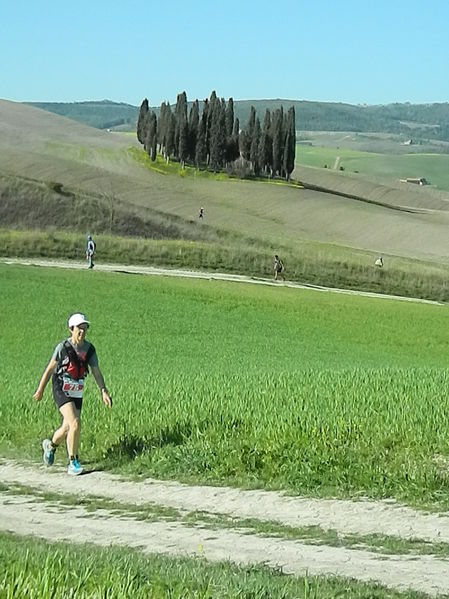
<box><xmin>2</xmin><ymin>0</ymin><xmax>449</xmax><ymax>107</ymax></box>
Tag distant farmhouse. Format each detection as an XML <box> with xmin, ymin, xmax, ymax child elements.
<box><xmin>399</xmin><ymin>177</ymin><xmax>428</xmax><ymax>186</ymax></box>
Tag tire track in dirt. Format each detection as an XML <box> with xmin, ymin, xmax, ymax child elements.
<box><xmin>2</xmin><ymin>461</ymin><xmax>449</xmax><ymax>543</ymax></box>
<box><xmin>1</xmin><ymin>491</ymin><xmax>449</xmax><ymax>597</ymax></box>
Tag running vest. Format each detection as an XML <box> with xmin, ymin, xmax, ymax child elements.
<box><xmin>55</xmin><ymin>341</ymin><xmax>95</xmax><ymax>398</ymax></box>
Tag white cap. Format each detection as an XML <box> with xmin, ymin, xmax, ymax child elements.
<box><xmin>68</xmin><ymin>313</ymin><xmax>90</xmax><ymax>329</ymax></box>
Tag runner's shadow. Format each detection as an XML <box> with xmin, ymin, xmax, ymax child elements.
<box><xmin>79</xmin><ymin>469</ymin><xmax>103</xmax><ymax>475</ymax></box>
<box><xmin>79</xmin><ymin>461</ymin><xmax>105</xmax><ymax>475</ymax></box>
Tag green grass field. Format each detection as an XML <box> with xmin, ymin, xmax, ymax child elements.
<box><xmin>1</xmin><ymin>532</ymin><xmax>425</xmax><ymax>599</ymax></box>
<box><xmin>3</xmin><ymin>263</ymin><xmax>449</xmax><ymax>508</ymax></box>
<box><xmin>295</xmin><ymin>145</ymin><xmax>449</xmax><ymax>192</ymax></box>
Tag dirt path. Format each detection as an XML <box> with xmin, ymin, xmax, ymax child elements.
<box><xmin>1</xmin><ymin>257</ymin><xmax>443</xmax><ymax>305</ymax></box>
<box><xmin>2</xmin><ymin>461</ymin><xmax>449</xmax><ymax>542</ymax></box>
<box><xmin>2</xmin><ymin>460</ymin><xmax>449</xmax><ymax>596</ymax></box>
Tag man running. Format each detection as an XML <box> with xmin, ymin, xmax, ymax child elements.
<box><xmin>33</xmin><ymin>313</ymin><xmax>112</xmax><ymax>475</ymax></box>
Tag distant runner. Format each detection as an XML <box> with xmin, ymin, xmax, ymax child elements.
<box><xmin>86</xmin><ymin>235</ymin><xmax>96</xmax><ymax>269</ymax></box>
<box><xmin>274</xmin><ymin>255</ymin><xmax>285</xmax><ymax>281</ymax></box>
<box><xmin>198</xmin><ymin>207</ymin><xmax>204</xmax><ymax>220</ymax></box>
<box><xmin>32</xmin><ymin>313</ymin><xmax>112</xmax><ymax>475</ymax></box>
<box><xmin>374</xmin><ymin>256</ymin><xmax>383</xmax><ymax>267</ymax></box>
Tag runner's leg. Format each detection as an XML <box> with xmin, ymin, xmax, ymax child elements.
<box><xmin>56</xmin><ymin>402</ymin><xmax>81</xmax><ymax>458</ymax></box>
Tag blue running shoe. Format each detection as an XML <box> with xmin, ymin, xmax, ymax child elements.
<box><xmin>42</xmin><ymin>439</ymin><xmax>55</xmax><ymax>466</ymax></box>
<box><xmin>67</xmin><ymin>458</ymin><xmax>84</xmax><ymax>476</ymax></box>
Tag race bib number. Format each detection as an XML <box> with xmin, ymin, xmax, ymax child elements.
<box><xmin>62</xmin><ymin>376</ymin><xmax>84</xmax><ymax>399</ymax></box>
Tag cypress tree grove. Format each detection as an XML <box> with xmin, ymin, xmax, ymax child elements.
<box><xmin>135</xmin><ymin>90</ymin><xmax>296</xmax><ymax>181</ymax></box>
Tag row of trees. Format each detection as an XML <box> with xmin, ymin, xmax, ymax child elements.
<box><xmin>137</xmin><ymin>91</ymin><xmax>296</xmax><ymax>180</ymax></box>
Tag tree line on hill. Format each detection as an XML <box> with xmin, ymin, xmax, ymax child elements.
<box><xmin>136</xmin><ymin>91</ymin><xmax>296</xmax><ymax>180</ymax></box>
<box><xmin>27</xmin><ymin>99</ymin><xmax>449</xmax><ymax>143</ymax></box>
<box><xmin>27</xmin><ymin>100</ymin><xmax>137</xmax><ymax>130</ymax></box>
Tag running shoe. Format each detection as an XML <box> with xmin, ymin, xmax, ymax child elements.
<box><xmin>67</xmin><ymin>458</ymin><xmax>84</xmax><ymax>476</ymax></box>
<box><xmin>42</xmin><ymin>439</ymin><xmax>55</xmax><ymax>466</ymax></box>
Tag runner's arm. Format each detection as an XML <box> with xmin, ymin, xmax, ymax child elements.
<box><xmin>33</xmin><ymin>359</ymin><xmax>58</xmax><ymax>401</ymax></box>
<box><xmin>90</xmin><ymin>365</ymin><xmax>112</xmax><ymax>408</ymax></box>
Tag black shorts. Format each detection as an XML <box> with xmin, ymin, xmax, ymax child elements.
<box><xmin>52</xmin><ymin>376</ymin><xmax>83</xmax><ymax>411</ymax></box>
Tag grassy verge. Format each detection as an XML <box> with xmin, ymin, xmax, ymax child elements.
<box><xmin>2</xmin><ymin>228</ymin><xmax>449</xmax><ymax>301</ymax></box>
<box><xmin>0</xmin><ymin>532</ymin><xmax>429</xmax><ymax>599</ymax></box>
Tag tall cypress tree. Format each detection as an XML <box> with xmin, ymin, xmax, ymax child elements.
<box><xmin>226</xmin><ymin>117</ymin><xmax>240</xmax><ymax>164</ymax></box>
<box><xmin>188</xmin><ymin>100</ymin><xmax>200</xmax><ymax>162</ymax></box>
<box><xmin>224</xmin><ymin>98</ymin><xmax>235</xmax><ymax>165</ymax></box>
<box><xmin>149</xmin><ymin>111</ymin><xmax>157</xmax><ymax>161</ymax></box>
<box><xmin>206</xmin><ymin>91</ymin><xmax>217</xmax><ymax>164</ymax></box>
<box><xmin>195</xmin><ymin>110</ymin><xmax>207</xmax><ymax>168</ymax></box>
<box><xmin>258</xmin><ymin>109</ymin><xmax>272</xmax><ymax>176</ymax></box>
<box><xmin>158</xmin><ymin>102</ymin><xmax>168</xmax><ymax>154</ymax></box>
<box><xmin>137</xmin><ymin>98</ymin><xmax>149</xmax><ymax>145</ymax></box>
<box><xmin>174</xmin><ymin>91</ymin><xmax>188</xmax><ymax>160</ymax></box>
<box><xmin>241</xmin><ymin>106</ymin><xmax>256</xmax><ymax>160</ymax></box>
<box><xmin>239</xmin><ymin>130</ymin><xmax>248</xmax><ymax>161</ymax></box>
<box><xmin>283</xmin><ymin>106</ymin><xmax>296</xmax><ymax>180</ymax></box>
<box><xmin>225</xmin><ymin>115</ymin><xmax>239</xmax><ymax>164</ymax></box>
<box><xmin>144</xmin><ymin>111</ymin><xmax>157</xmax><ymax>161</ymax></box>
<box><xmin>272</xmin><ymin>108</ymin><xmax>283</xmax><ymax>177</ymax></box>
<box><xmin>165</xmin><ymin>108</ymin><xmax>176</xmax><ymax>163</ymax></box>
<box><xmin>225</xmin><ymin>98</ymin><xmax>234</xmax><ymax>138</ymax></box>
<box><xmin>250</xmin><ymin>117</ymin><xmax>261</xmax><ymax>174</ymax></box>
<box><xmin>210</xmin><ymin>98</ymin><xmax>226</xmax><ymax>171</ymax></box>
<box><xmin>247</xmin><ymin>106</ymin><xmax>256</xmax><ymax>140</ymax></box>
<box><xmin>178</xmin><ymin>114</ymin><xmax>189</xmax><ymax>169</ymax></box>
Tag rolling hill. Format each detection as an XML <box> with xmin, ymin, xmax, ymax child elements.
<box><xmin>2</xmin><ymin>98</ymin><xmax>449</xmax><ymax>279</ymax></box>
<box><xmin>26</xmin><ymin>99</ymin><xmax>449</xmax><ymax>142</ymax></box>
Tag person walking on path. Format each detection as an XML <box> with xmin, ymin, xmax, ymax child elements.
<box><xmin>274</xmin><ymin>255</ymin><xmax>285</xmax><ymax>281</ymax></box>
<box><xmin>33</xmin><ymin>313</ymin><xmax>112</xmax><ymax>475</ymax></box>
<box><xmin>86</xmin><ymin>235</ymin><xmax>96</xmax><ymax>269</ymax></box>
